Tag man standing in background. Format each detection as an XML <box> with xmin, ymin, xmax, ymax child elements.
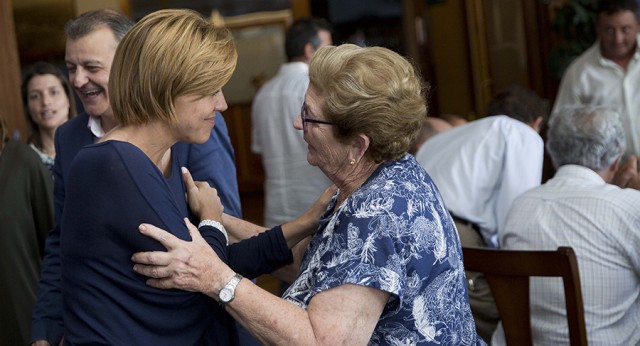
<box><xmin>553</xmin><ymin>0</ymin><xmax>640</xmax><ymax>155</ymax></box>
<box><xmin>251</xmin><ymin>17</ymin><xmax>333</xmax><ymax>230</ymax></box>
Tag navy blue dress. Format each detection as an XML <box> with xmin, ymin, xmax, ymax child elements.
<box><xmin>32</xmin><ymin>112</ymin><xmax>244</xmax><ymax>345</ymax></box>
<box><xmin>60</xmin><ymin>141</ymin><xmax>290</xmax><ymax>345</ymax></box>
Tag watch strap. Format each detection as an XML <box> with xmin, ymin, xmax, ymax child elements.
<box><xmin>219</xmin><ymin>273</ymin><xmax>243</xmax><ymax>306</ymax></box>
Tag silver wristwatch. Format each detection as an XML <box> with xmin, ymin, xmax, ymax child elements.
<box><xmin>219</xmin><ymin>273</ymin><xmax>243</xmax><ymax>306</ymax></box>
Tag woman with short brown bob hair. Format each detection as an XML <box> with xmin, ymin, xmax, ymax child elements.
<box><xmin>59</xmin><ymin>9</ymin><xmax>318</xmax><ymax>344</ymax></box>
<box><xmin>109</xmin><ymin>9</ymin><xmax>236</xmax><ymax>127</ymax></box>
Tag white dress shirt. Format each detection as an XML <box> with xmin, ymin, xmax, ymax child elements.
<box><xmin>415</xmin><ymin>115</ymin><xmax>543</xmax><ymax>248</ymax></box>
<box><xmin>251</xmin><ymin>62</ymin><xmax>331</xmax><ymax>227</ymax></box>
<box><xmin>552</xmin><ymin>36</ymin><xmax>640</xmax><ymax>155</ymax></box>
<box><xmin>493</xmin><ymin>165</ymin><xmax>640</xmax><ymax>346</ymax></box>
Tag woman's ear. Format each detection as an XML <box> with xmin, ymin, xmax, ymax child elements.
<box><xmin>303</xmin><ymin>42</ymin><xmax>315</xmax><ymax>63</ymax></box>
<box><xmin>350</xmin><ymin>134</ymin><xmax>370</xmax><ymax>163</ymax></box>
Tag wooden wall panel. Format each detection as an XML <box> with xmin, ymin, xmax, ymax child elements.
<box><xmin>0</xmin><ymin>0</ymin><xmax>25</xmax><ymax>139</ymax></box>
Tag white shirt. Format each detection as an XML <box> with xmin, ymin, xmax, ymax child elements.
<box><xmin>552</xmin><ymin>37</ymin><xmax>640</xmax><ymax>155</ymax></box>
<box><xmin>87</xmin><ymin>115</ymin><xmax>105</xmax><ymax>138</ymax></box>
<box><xmin>415</xmin><ymin>115</ymin><xmax>543</xmax><ymax>247</ymax></box>
<box><xmin>493</xmin><ymin>165</ymin><xmax>640</xmax><ymax>346</ymax></box>
<box><xmin>251</xmin><ymin>62</ymin><xmax>331</xmax><ymax>227</ymax></box>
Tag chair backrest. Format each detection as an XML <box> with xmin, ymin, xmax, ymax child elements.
<box><xmin>462</xmin><ymin>246</ymin><xmax>588</xmax><ymax>346</ymax></box>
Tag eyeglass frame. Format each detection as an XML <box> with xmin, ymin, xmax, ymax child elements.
<box><xmin>301</xmin><ymin>101</ymin><xmax>336</xmax><ymax>130</ymax></box>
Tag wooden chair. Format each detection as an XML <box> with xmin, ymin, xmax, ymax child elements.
<box><xmin>462</xmin><ymin>246</ymin><xmax>588</xmax><ymax>346</ymax></box>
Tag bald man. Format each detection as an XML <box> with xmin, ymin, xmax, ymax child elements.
<box><xmin>410</xmin><ymin>117</ymin><xmax>453</xmax><ymax>154</ymax></box>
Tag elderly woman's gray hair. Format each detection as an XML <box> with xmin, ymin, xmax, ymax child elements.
<box><xmin>309</xmin><ymin>44</ymin><xmax>428</xmax><ymax>163</ymax></box>
<box><xmin>546</xmin><ymin>105</ymin><xmax>625</xmax><ymax>171</ymax></box>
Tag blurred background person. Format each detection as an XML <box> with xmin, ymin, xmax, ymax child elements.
<box><xmin>440</xmin><ymin>113</ymin><xmax>468</xmax><ymax>127</ymax></box>
<box><xmin>251</xmin><ymin>16</ymin><xmax>333</xmax><ymax>292</ymax></box>
<box><xmin>409</xmin><ymin>116</ymin><xmax>453</xmax><ymax>155</ymax></box>
<box><xmin>415</xmin><ymin>85</ymin><xmax>549</xmax><ymax>341</ymax></box>
<box><xmin>495</xmin><ymin>105</ymin><xmax>640</xmax><ymax>345</ymax></box>
<box><xmin>251</xmin><ymin>17</ymin><xmax>333</xmax><ymax>229</ymax></box>
<box><xmin>552</xmin><ymin>0</ymin><xmax>640</xmax><ymax>156</ymax></box>
<box><xmin>21</xmin><ymin>62</ymin><xmax>77</xmax><ymax>171</ymax></box>
<box><xmin>0</xmin><ymin>114</ymin><xmax>54</xmax><ymax>345</ymax></box>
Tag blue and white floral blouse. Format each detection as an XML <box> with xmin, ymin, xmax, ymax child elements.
<box><xmin>283</xmin><ymin>154</ymin><xmax>484</xmax><ymax>345</ymax></box>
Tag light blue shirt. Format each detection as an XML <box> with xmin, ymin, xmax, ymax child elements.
<box><xmin>416</xmin><ymin>116</ymin><xmax>543</xmax><ymax>247</ymax></box>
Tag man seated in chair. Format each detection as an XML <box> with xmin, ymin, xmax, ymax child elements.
<box><xmin>494</xmin><ymin>105</ymin><xmax>640</xmax><ymax>345</ymax></box>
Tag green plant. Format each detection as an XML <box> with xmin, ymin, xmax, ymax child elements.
<box><xmin>549</xmin><ymin>0</ymin><xmax>598</xmax><ymax>79</ymax></box>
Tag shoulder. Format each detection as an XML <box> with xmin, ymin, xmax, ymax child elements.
<box><xmin>359</xmin><ymin>156</ymin><xmax>441</xmax><ymax>212</ymax></box>
<box><xmin>492</xmin><ymin>116</ymin><xmax>541</xmax><ymax>139</ymax></box>
<box><xmin>73</xmin><ymin>141</ymin><xmax>139</xmax><ymax>170</ymax></box>
<box><xmin>607</xmin><ymin>186</ymin><xmax>640</xmax><ymax>213</ymax></box>
<box><xmin>4</xmin><ymin>140</ymin><xmax>43</xmax><ymax>168</ymax></box>
<box><xmin>562</xmin><ymin>43</ymin><xmax>601</xmax><ymax>77</ymax></box>
<box><xmin>255</xmin><ymin>63</ymin><xmax>309</xmax><ymax>96</ymax></box>
<box><xmin>56</xmin><ymin>112</ymin><xmax>89</xmax><ymax>136</ymax></box>
<box><xmin>443</xmin><ymin>116</ymin><xmax>536</xmax><ymax>141</ymax></box>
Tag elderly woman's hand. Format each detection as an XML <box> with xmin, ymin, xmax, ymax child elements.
<box><xmin>279</xmin><ymin>185</ymin><xmax>337</xmax><ymax>249</ymax></box>
<box><xmin>182</xmin><ymin>167</ymin><xmax>224</xmax><ymax>222</ymax></box>
<box><xmin>131</xmin><ymin>218</ymin><xmax>234</xmax><ymax>298</ymax></box>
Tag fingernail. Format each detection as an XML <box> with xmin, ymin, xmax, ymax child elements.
<box><xmin>139</xmin><ymin>224</ymin><xmax>147</xmax><ymax>232</ymax></box>
<box><xmin>181</xmin><ymin>167</ymin><xmax>188</xmax><ymax>174</ymax></box>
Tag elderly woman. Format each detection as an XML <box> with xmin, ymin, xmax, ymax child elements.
<box><xmin>133</xmin><ymin>44</ymin><xmax>483</xmax><ymax>345</ymax></box>
<box><xmin>59</xmin><ymin>9</ymin><xmax>324</xmax><ymax>345</ymax></box>
<box><xmin>21</xmin><ymin>62</ymin><xmax>77</xmax><ymax>170</ymax></box>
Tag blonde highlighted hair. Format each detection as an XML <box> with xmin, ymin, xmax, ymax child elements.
<box><xmin>109</xmin><ymin>9</ymin><xmax>237</xmax><ymax>125</ymax></box>
<box><xmin>309</xmin><ymin>44</ymin><xmax>428</xmax><ymax>163</ymax></box>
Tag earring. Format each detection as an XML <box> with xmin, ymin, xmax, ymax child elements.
<box><xmin>349</xmin><ymin>158</ymin><xmax>356</xmax><ymax>165</ymax></box>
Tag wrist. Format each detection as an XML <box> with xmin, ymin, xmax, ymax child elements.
<box><xmin>199</xmin><ymin>209</ymin><xmax>221</xmax><ymax>222</ymax></box>
<box><xmin>218</xmin><ymin>272</ymin><xmax>243</xmax><ymax>306</ymax></box>
<box><xmin>298</xmin><ymin>213</ymin><xmax>317</xmax><ymax>236</ymax></box>
<box><xmin>198</xmin><ymin>219</ymin><xmax>229</xmax><ymax>246</ymax></box>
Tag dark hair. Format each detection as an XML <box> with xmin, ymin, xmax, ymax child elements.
<box><xmin>285</xmin><ymin>17</ymin><xmax>332</xmax><ymax>61</ymax></box>
<box><xmin>64</xmin><ymin>9</ymin><xmax>134</xmax><ymax>42</ymax></box>
<box><xmin>21</xmin><ymin>62</ymin><xmax>77</xmax><ymax>149</ymax></box>
<box><xmin>486</xmin><ymin>85</ymin><xmax>549</xmax><ymax>125</ymax></box>
<box><xmin>597</xmin><ymin>0</ymin><xmax>639</xmax><ymax>17</ymax></box>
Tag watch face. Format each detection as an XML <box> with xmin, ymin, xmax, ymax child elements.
<box><xmin>220</xmin><ymin>287</ymin><xmax>233</xmax><ymax>303</ymax></box>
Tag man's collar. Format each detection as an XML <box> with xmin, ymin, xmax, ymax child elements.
<box><xmin>87</xmin><ymin>116</ymin><xmax>105</xmax><ymax>138</ymax></box>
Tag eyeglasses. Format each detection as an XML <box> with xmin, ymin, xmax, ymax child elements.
<box><xmin>301</xmin><ymin>102</ymin><xmax>336</xmax><ymax>131</ymax></box>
